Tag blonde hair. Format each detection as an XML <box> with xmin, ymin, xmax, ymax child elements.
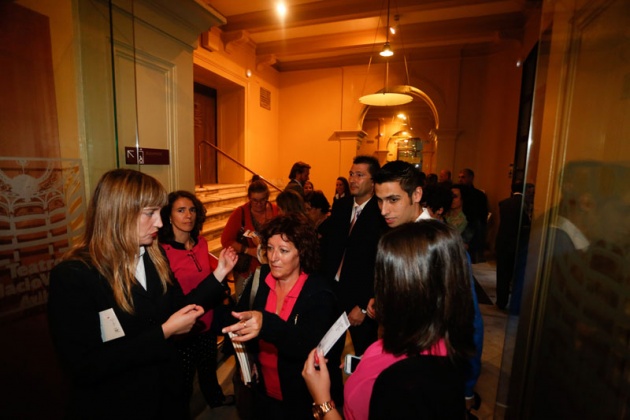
<box><xmin>66</xmin><ymin>169</ymin><xmax>171</xmax><ymax>313</ymax></box>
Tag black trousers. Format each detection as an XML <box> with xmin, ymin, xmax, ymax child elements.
<box><xmin>176</xmin><ymin>331</ymin><xmax>225</xmax><ymax>408</ymax></box>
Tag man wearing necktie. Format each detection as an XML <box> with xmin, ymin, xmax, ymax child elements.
<box><xmin>320</xmin><ymin>156</ymin><xmax>387</xmax><ymax>356</ymax></box>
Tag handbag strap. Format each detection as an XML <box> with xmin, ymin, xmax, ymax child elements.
<box><xmin>249</xmin><ymin>267</ymin><xmax>261</xmax><ymax>310</ymax></box>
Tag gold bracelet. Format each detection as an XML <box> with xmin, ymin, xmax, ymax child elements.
<box><xmin>312</xmin><ymin>400</ymin><xmax>335</xmax><ymax>419</ymax></box>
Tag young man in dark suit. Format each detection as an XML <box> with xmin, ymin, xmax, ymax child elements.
<box><xmin>320</xmin><ymin>155</ymin><xmax>387</xmax><ymax>356</ymax></box>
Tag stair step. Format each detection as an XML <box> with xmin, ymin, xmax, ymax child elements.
<box><xmin>196</xmin><ymin>183</ymin><xmax>247</xmax><ymax>195</ymax></box>
<box><xmin>207</xmin><ymin>236</ymin><xmax>223</xmax><ymax>257</ymax></box>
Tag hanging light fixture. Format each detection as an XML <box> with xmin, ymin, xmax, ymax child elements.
<box><xmin>359</xmin><ymin>0</ymin><xmax>413</xmax><ymax>107</ymax></box>
<box><xmin>379</xmin><ymin>3</ymin><xmax>394</xmax><ymax>57</ymax></box>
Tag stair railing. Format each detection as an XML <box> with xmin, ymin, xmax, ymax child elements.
<box><xmin>197</xmin><ymin>140</ymin><xmax>282</xmax><ymax>192</ymax></box>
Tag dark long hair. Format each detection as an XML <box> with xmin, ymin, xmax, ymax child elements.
<box><xmin>158</xmin><ymin>190</ymin><xmax>207</xmax><ymax>243</ymax></box>
<box><xmin>335</xmin><ymin>177</ymin><xmax>350</xmax><ymax>197</ymax></box>
<box><xmin>260</xmin><ymin>213</ymin><xmax>319</xmax><ymax>273</ymax></box>
<box><xmin>374</xmin><ymin>221</ymin><xmax>475</xmax><ymax>359</ymax></box>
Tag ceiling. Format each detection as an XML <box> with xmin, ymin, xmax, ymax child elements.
<box><xmin>202</xmin><ymin>0</ymin><xmax>541</xmax><ymax>132</ymax></box>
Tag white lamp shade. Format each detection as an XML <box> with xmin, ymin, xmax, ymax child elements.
<box><xmin>359</xmin><ymin>92</ymin><xmax>413</xmax><ymax>106</ymax></box>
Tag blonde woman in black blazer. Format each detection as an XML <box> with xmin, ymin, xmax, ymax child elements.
<box><xmin>48</xmin><ymin>169</ymin><xmax>237</xmax><ymax>419</ymax></box>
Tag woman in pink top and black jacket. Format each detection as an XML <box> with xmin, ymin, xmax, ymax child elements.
<box><xmin>159</xmin><ymin>190</ymin><xmax>235</xmax><ymax>410</ymax></box>
<box><xmin>224</xmin><ymin>213</ymin><xmax>344</xmax><ymax>419</ymax></box>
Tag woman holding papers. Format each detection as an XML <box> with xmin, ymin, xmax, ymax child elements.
<box><xmin>48</xmin><ymin>169</ymin><xmax>237</xmax><ymax>419</ymax></box>
<box><xmin>224</xmin><ymin>213</ymin><xmax>344</xmax><ymax>419</ymax></box>
<box><xmin>302</xmin><ymin>221</ymin><xmax>475</xmax><ymax>419</ymax></box>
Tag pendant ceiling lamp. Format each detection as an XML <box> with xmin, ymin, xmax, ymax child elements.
<box><xmin>359</xmin><ymin>0</ymin><xmax>413</xmax><ymax>107</ymax></box>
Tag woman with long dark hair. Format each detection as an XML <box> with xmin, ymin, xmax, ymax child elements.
<box><xmin>303</xmin><ymin>221</ymin><xmax>475</xmax><ymax>419</ymax></box>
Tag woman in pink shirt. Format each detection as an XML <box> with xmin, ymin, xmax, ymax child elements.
<box><xmin>224</xmin><ymin>213</ymin><xmax>344</xmax><ymax>419</ymax></box>
<box><xmin>303</xmin><ymin>221</ymin><xmax>476</xmax><ymax>420</ymax></box>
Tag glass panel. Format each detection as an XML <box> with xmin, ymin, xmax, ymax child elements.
<box><xmin>501</xmin><ymin>1</ymin><xmax>630</xmax><ymax>418</ymax></box>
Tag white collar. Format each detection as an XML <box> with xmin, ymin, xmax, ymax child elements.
<box><xmin>135</xmin><ymin>247</ymin><xmax>147</xmax><ymax>290</ymax></box>
<box><xmin>416</xmin><ymin>208</ymin><xmax>432</xmax><ymax>221</ymax></box>
<box><xmin>552</xmin><ymin>216</ymin><xmax>590</xmax><ymax>251</ymax></box>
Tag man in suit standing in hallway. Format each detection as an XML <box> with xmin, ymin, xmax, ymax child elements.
<box><xmin>321</xmin><ymin>155</ymin><xmax>387</xmax><ymax>356</ymax></box>
<box><xmin>458</xmin><ymin>168</ymin><xmax>489</xmax><ymax>262</ymax></box>
<box><xmin>495</xmin><ymin>181</ymin><xmax>530</xmax><ymax>310</ymax></box>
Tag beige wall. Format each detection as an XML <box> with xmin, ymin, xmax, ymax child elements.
<box><xmin>192</xmin><ymin>15</ymin><xmax>542</xmax><ymax>247</ymax></box>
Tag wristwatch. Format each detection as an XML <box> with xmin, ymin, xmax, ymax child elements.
<box><xmin>312</xmin><ymin>400</ymin><xmax>335</xmax><ymax>419</ymax></box>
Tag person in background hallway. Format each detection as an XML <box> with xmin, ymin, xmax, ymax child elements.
<box><xmin>425</xmin><ymin>173</ymin><xmax>438</xmax><ymax>187</ymax></box>
<box><xmin>446</xmin><ymin>184</ymin><xmax>475</xmax><ymax>250</ymax></box>
<box><xmin>285</xmin><ymin>161</ymin><xmax>311</xmax><ymax>196</ymax></box>
<box><xmin>495</xmin><ymin>182</ymin><xmax>530</xmax><ymax>310</ymax></box>
<box><xmin>334</xmin><ymin>176</ymin><xmax>350</xmax><ymax>202</ymax></box>
<box><xmin>458</xmin><ymin>168</ymin><xmax>489</xmax><ymax>262</ymax></box>
<box><xmin>158</xmin><ymin>190</ymin><xmax>235</xmax><ymax>411</ymax></box>
<box><xmin>303</xmin><ymin>221</ymin><xmax>475</xmax><ymax>420</ymax></box>
<box><xmin>48</xmin><ymin>169</ymin><xmax>237</xmax><ymax>419</ymax></box>
<box><xmin>373</xmin><ymin>160</ymin><xmax>483</xmax><ymax>417</ymax></box>
<box><xmin>304</xmin><ymin>190</ymin><xmax>332</xmax><ymax>272</ymax></box>
<box><xmin>422</xmin><ymin>183</ymin><xmax>455</xmax><ymax>222</ymax></box>
<box><xmin>276</xmin><ymin>188</ymin><xmax>307</xmax><ymax>216</ymax></box>
<box><xmin>320</xmin><ymin>156</ymin><xmax>387</xmax><ymax>356</ymax></box>
<box><xmin>438</xmin><ymin>168</ymin><xmax>453</xmax><ymax>188</ymax></box>
<box><xmin>223</xmin><ymin>213</ymin><xmax>345</xmax><ymax>420</ymax></box>
<box><xmin>221</xmin><ymin>177</ymin><xmax>278</xmax><ymax>296</ymax></box>
<box><xmin>304</xmin><ymin>190</ymin><xmax>331</xmax><ymax>230</ymax></box>
<box><xmin>303</xmin><ymin>180</ymin><xmax>314</xmax><ymax>194</ymax></box>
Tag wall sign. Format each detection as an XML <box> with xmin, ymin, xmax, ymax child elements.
<box><xmin>125</xmin><ymin>147</ymin><xmax>170</xmax><ymax>165</ymax></box>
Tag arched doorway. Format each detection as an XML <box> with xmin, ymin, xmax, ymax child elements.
<box><xmin>358</xmin><ymin>85</ymin><xmax>439</xmax><ymax>173</ymax></box>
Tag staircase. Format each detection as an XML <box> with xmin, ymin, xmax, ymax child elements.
<box><xmin>196</xmin><ymin>183</ymin><xmax>279</xmax><ymax>255</ymax></box>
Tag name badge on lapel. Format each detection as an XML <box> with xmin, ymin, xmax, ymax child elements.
<box><xmin>99</xmin><ymin>308</ymin><xmax>126</xmax><ymax>342</ymax></box>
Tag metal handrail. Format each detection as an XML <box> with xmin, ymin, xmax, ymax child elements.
<box><xmin>197</xmin><ymin>140</ymin><xmax>282</xmax><ymax>192</ymax></box>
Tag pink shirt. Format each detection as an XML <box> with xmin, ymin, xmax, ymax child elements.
<box><xmin>258</xmin><ymin>271</ymin><xmax>309</xmax><ymax>400</ymax></box>
<box><xmin>161</xmin><ymin>236</ymin><xmax>218</xmax><ymax>331</ymax></box>
<box><xmin>343</xmin><ymin>339</ymin><xmax>448</xmax><ymax>420</ymax></box>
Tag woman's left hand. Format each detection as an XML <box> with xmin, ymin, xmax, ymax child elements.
<box><xmin>222</xmin><ymin>310</ymin><xmax>263</xmax><ymax>342</ymax></box>
<box><xmin>302</xmin><ymin>348</ymin><xmax>332</xmax><ymax>404</ymax></box>
<box><xmin>214</xmin><ymin>247</ymin><xmax>238</xmax><ymax>281</ymax></box>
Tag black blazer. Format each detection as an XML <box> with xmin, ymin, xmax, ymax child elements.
<box><xmin>47</xmin><ymin>251</ymin><xmax>226</xmax><ymax>419</ymax></box>
<box><xmin>236</xmin><ymin>264</ymin><xmax>344</xmax><ymax>419</ymax></box>
<box><xmin>496</xmin><ymin>193</ymin><xmax>528</xmax><ymax>252</ymax></box>
<box><xmin>369</xmin><ymin>356</ymin><xmax>466</xmax><ymax>419</ymax></box>
<box><xmin>321</xmin><ymin>195</ymin><xmax>387</xmax><ymax>312</ymax></box>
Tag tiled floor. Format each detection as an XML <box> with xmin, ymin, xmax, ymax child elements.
<box><xmin>194</xmin><ymin>261</ymin><xmax>506</xmax><ymax>420</ymax></box>
<box><xmin>471</xmin><ymin>261</ymin><xmax>508</xmax><ymax>420</ymax></box>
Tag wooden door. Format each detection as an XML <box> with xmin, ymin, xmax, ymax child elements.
<box><xmin>194</xmin><ymin>83</ymin><xmax>217</xmax><ymax>185</ymax></box>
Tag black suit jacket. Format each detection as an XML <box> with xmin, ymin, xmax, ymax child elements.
<box><xmin>321</xmin><ymin>195</ymin><xmax>387</xmax><ymax>312</ymax></box>
<box><xmin>284</xmin><ymin>179</ymin><xmax>304</xmax><ymax>196</ymax></box>
<box><xmin>236</xmin><ymin>264</ymin><xmax>344</xmax><ymax>418</ymax></box>
<box><xmin>48</xmin><ymin>251</ymin><xmax>225</xmax><ymax>419</ymax></box>
<box><xmin>496</xmin><ymin>193</ymin><xmax>528</xmax><ymax>252</ymax></box>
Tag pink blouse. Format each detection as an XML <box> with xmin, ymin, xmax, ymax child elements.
<box><xmin>258</xmin><ymin>271</ymin><xmax>309</xmax><ymax>400</ymax></box>
<box><xmin>343</xmin><ymin>338</ymin><xmax>448</xmax><ymax>420</ymax></box>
